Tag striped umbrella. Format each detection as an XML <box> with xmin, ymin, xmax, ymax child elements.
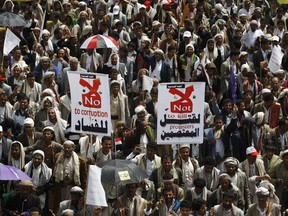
<box><xmin>80</xmin><ymin>34</ymin><xmax>119</xmax><ymax>49</ymax></box>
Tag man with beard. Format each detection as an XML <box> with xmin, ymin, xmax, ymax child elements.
<box><xmin>53</xmin><ymin>140</ymin><xmax>87</xmax><ymax>212</ymax></box>
<box><xmin>153</xmin><ymin>186</ymin><xmax>181</xmax><ymax>215</ymax></box>
<box><xmin>116</xmin><ymin>183</ymin><xmax>149</xmax><ymax>216</ymax></box>
<box><xmin>246</xmin><ymin>187</ymin><xmax>281</xmax><ymax>216</ymax></box>
<box><xmin>211</xmin><ymin>192</ymin><xmax>243</xmax><ymax>216</ymax></box>
<box><xmin>57</xmin><ymin>186</ymin><xmax>85</xmax><ymax>216</ymax></box>
<box><xmin>4</xmin><ymin>180</ymin><xmax>41</xmax><ymax>215</ymax></box>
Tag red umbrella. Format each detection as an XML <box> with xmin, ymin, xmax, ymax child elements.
<box><xmin>80</xmin><ymin>34</ymin><xmax>119</xmax><ymax>49</ymax></box>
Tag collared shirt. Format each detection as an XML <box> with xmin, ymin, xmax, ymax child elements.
<box><xmin>146</xmin><ymin>158</ymin><xmax>154</xmax><ymax>176</ymax></box>
<box><xmin>63</xmin><ymin>156</ymin><xmax>74</xmax><ymax>183</ymax></box>
<box><xmin>263</xmin><ymin>106</ymin><xmax>270</xmax><ymax>124</ymax></box>
<box><xmin>31</xmin><ymin>164</ymin><xmax>41</xmax><ymax>187</ymax></box>
<box><xmin>85</xmin><ymin>54</ymin><xmax>93</xmax><ymax>71</ymax></box>
<box><xmin>280</xmin><ymin>133</ymin><xmax>287</xmax><ymax>150</ymax></box>
<box><xmin>0</xmin><ymin>106</ymin><xmax>5</xmax><ymax>123</ymax></box>
<box><xmin>127</xmin><ymin>196</ymin><xmax>136</xmax><ymax>216</ymax></box>
<box><xmin>151</xmin><ymin>60</ymin><xmax>162</xmax><ymax>81</ymax></box>
<box><xmin>181</xmin><ymin>158</ymin><xmax>194</xmax><ymax>188</ymax></box>
<box><xmin>257</xmin><ymin>205</ymin><xmax>267</xmax><ymax>216</ymax></box>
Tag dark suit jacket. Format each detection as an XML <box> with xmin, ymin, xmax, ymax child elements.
<box><xmin>253</xmin><ymin>49</ymin><xmax>265</xmax><ymax>76</ymax></box>
<box><xmin>140</xmin><ymin>52</ymin><xmax>172</xmax><ymax>82</ymax></box>
<box><xmin>7</xmin><ymin>76</ymin><xmax>16</xmax><ymax>88</ymax></box>
<box><xmin>16</xmin><ymin>132</ymin><xmax>43</xmax><ymax>147</ymax></box>
<box><xmin>4</xmin><ymin>193</ymin><xmax>41</xmax><ymax>215</ymax></box>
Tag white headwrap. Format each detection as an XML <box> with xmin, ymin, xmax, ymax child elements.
<box><xmin>253</xmin><ymin>112</ymin><xmax>265</xmax><ymax>125</ymax></box>
<box><xmin>106</xmin><ymin>53</ymin><xmax>120</xmax><ymax>70</ymax></box>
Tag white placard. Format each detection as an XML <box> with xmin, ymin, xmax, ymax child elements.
<box><xmin>157</xmin><ymin>82</ymin><xmax>205</xmax><ymax>144</ymax></box>
<box><xmin>268</xmin><ymin>45</ymin><xmax>284</xmax><ymax>73</ymax></box>
<box><xmin>68</xmin><ymin>72</ymin><xmax>111</xmax><ymax>135</ymax></box>
<box><xmin>86</xmin><ymin>165</ymin><xmax>108</xmax><ymax>207</ymax></box>
<box><xmin>3</xmin><ymin>29</ymin><xmax>21</xmax><ymax>56</ymax></box>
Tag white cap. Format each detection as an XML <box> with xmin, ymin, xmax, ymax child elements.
<box><xmin>179</xmin><ymin>144</ymin><xmax>190</xmax><ymax>149</ymax></box>
<box><xmin>152</xmin><ymin>21</ymin><xmax>161</xmax><ymax>27</ymax></box>
<box><xmin>246</xmin><ymin>146</ymin><xmax>258</xmax><ymax>156</ymax></box>
<box><xmin>42</xmin><ymin>126</ymin><xmax>54</xmax><ymax>132</ymax></box>
<box><xmin>271</xmin><ymin>35</ymin><xmax>280</xmax><ymax>42</ymax></box>
<box><xmin>113</xmin><ymin>5</ymin><xmax>120</xmax><ymax>15</ymax></box>
<box><xmin>70</xmin><ymin>186</ymin><xmax>84</xmax><ymax>195</ymax></box>
<box><xmin>183</xmin><ymin>31</ymin><xmax>192</xmax><ymax>38</ymax></box>
<box><xmin>141</xmin><ymin>36</ymin><xmax>151</xmax><ymax>43</ymax></box>
<box><xmin>215</xmin><ymin>3</ymin><xmax>224</xmax><ymax>11</ymax></box>
<box><xmin>281</xmin><ymin>149</ymin><xmax>288</xmax><ymax>159</ymax></box>
<box><xmin>261</xmin><ymin>88</ymin><xmax>271</xmax><ymax>94</ymax></box>
<box><xmin>253</xmin><ymin>112</ymin><xmax>265</xmax><ymax>125</ymax></box>
<box><xmin>256</xmin><ymin>187</ymin><xmax>269</xmax><ymax>196</ymax></box>
<box><xmin>135</xmin><ymin>105</ymin><xmax>145</xmax><ymax>114</ymax></box>
<box><xmin>239</xmin><ymin>51</ymin><xmax>248</xmax><ymax>58</ymax></box>
<box><xmin>24</xmin><ymin>118</ymin><xmax>34</xmax><ymax>127</ymax></box>
<box><xmin>139</xmin><ymin>4</ymin><xmax>146</xmax><ymax>9</ymax></box>
<box><xmin>43</xmin><ymin>71</ymin><xmax>55</xmax><ymax>79</ymax></box>
<box><xmin>0</xmin><ymin>125</ymin><xmax>2</xmax><ymax>132</ymax></box>
<box><xmin>33</xmin><ymin>150</ymin><xmax>45</xmax><ymax>159</ymax></box>
<box><xmin>63</xmin><ymin>140</ymin><xmax>75</xmax><ymax>146</ymax></box>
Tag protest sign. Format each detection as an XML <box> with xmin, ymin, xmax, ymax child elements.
<box><xmin>268</xmin><ymin>45</ymin><xmax>284</xmax><ymax>73</ymax></box>
<box><xmin>86</xmin><ymin>165</ymin><xmax>107</xmax><ymax>207</ymax></box>
<box><xmin>68</xmin><ymin>72</ymin><xmax>111</xmax><ymax>135</ymax></box>
<box><xmin>157</xmin><ymin>82</ymin><xmax>205</xmax><ymax>144</ymax></box>
<box><xmin>3</xmin><ymin>29</ymin><xmax>20</xmax><ymax>56</ymax></box>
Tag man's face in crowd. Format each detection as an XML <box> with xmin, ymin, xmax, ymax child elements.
<box><xmin>226</xmin><ymin>164</ymin><xmax>237</xmax><ymax>176</ymax></box>
<box><xmin>20</xmin><ymin>99</ymin><xmax>29</xmax><ymax>110</ymax></box>
<box><xmin>43</xmin><ymin>130</ymin><xmax>53</xmax><ymax>142</ymax></box>
<box><xmin>33</xmin><ymin>154</ymin><xmax>43</xmax><ymax>168</ymax></box>
<box><xmin>48</xmin><ymin>108</ymin><xmax>56</xmax><ymax>121</ymax></box>
<box><xmin>102</xmin><ymin>139</ymin><xmax>112</xmax><ymax>153</ymax></box>
<box><xmin>163</xmin><ymin>158</ymin><xmax>172</xmax><ymax>172</ymax></box>
<box><xmin>180</xmin><ymin>147</ymin><xmax>190</xmax><ymax>161</ymax></box>
<box><xmin>0</xmin><ymin>95</ymin><xmax>7</xmax><ymax>107</ymax></box>
<box><xmin>163</xmin><ymin>190</ymin><xmax>174</xmax><ymax>203</ymax></box>
<box><xmin>11</xmin><ymin>144</ymin><xmax>21</xmax><ymax>160</ymax></box>
<box><xmin>63</xmin><ymin>144</ymin><xmax>74</xmax><ymax>158</ymax></box>
<box><xmin>222</xmin><ymin>196</ymin><xmax>233</xmax><ymax>210</ymax></box>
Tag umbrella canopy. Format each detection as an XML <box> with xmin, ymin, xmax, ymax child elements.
<box><xmin>0</xmin><ymin>164</ymin><xmax>31</xmax><ymax>180</ymax></box>
<box><xmin>0</xmin><ymin>12</ymin><xmax>27</xmax><ymax>27</ymax></box>
<box><xmin>98</xmin><ymin>159</ymin><xmax>148</xmax><ymax>185</ymax></box>
<box><xmin>80</xmin><ymin>34</ymin><xmax>119</xmax><ymax>49</ymax></box>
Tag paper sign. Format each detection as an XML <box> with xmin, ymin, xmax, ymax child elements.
<box><xmin>68</xmin><ymin>72</ymin><xmax>112</xmax><ymax>135</ymax></box>
<box><xmin>118</xmin><ymin>170</ymin><xmax>131</xmax><ymax>181</ymax></box>
<box><xmin>157</xmin><ymin>82</ymin><xmax>205</xmax><ymax>144</ymax></box>
<box><xmin>3</xmin><ymin>29</ymin><xmax>21</xmax><ymax>55</ymax></box>
<box><xmin>268</xmin><ymin>45</ymin><xmax>284</xmax><ymax>73</ymax></box>
<box><xmin>86</xmin><ymin>166</ymin><xmax>108</xmax><ymax>207</ymax></box>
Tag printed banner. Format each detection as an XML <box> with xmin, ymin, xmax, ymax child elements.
<box><xmin>86</xmin><ymin>165</ymin><xmax>108</xmax><ymax>207</ymax></box>
<box><xmin>68</xmin><ymin>72</ymin><xmax>111</xmax><ymax>135</ymax></box>
<box><xmin>157</xmin><ymin>82</ymin><xmax>205</xmax><ymax>144</ymax></box>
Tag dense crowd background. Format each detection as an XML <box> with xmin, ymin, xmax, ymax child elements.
<box><xmin>0</xmin><ymin>0</ymin><xmax>288</xmax><ymax>215</ymax></box>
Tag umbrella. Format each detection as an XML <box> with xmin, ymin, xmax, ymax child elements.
<box><xmin>0</xmin><ymin>164</ymin><xmax>31</xmax><ymax>180</ymax></box>
<box><xmin>0</xmin><ymin>12</ymin><xmax>27</xmax><ymax>27</ymax></box>
<box><xmin>98</xmin><ymin>159</ymin><xmax>148</xmax><ymax>185</ymax></box>
<box><xmin>80</xmin><ymin>34</ymin><xmax>119</xmax><ymax>49</ymax></box>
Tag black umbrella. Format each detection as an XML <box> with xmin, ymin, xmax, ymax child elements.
<box><xmin>98</xmin><ymin>159</ymin><xmax>149</xmax><ymax>185</ymax></box>
<box><xmin>0</xmin><ymin>12</ymin><xmax>27</xmax><ymax>27</ymax></box>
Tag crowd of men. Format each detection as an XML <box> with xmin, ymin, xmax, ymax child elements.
<box><xmin>1</xmin><ymin>0</ymin><xmax>288</xmax><ymax>215</ymax></box>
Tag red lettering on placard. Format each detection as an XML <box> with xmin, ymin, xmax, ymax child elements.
<box><xmin>169</xmin><ymin>85</ymin><xmax>194</xmax><ymax>113</ymax></box>
<box><xmin>79</xmin><ymin>78</ymin><xmax>101</xmax><ymax>108</ymax></box>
